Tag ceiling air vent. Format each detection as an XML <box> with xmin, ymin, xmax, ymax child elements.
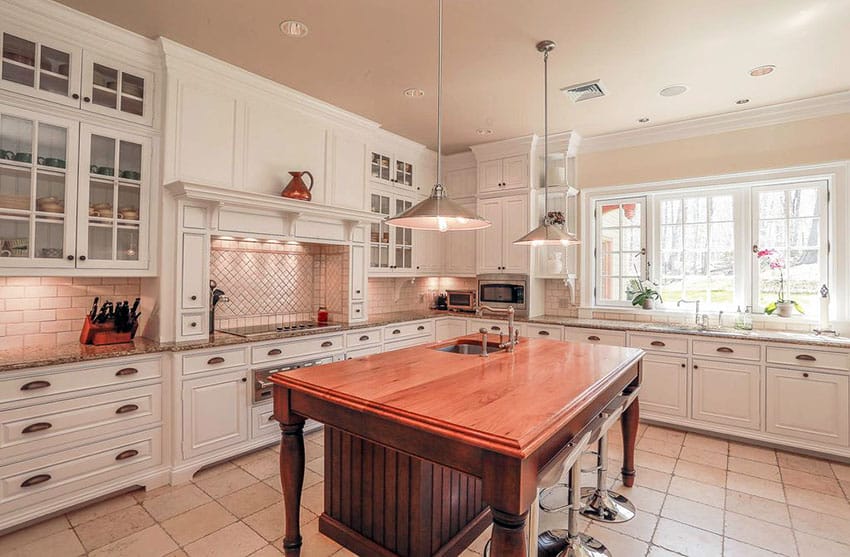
<box><xmin>561</xmin><ymin>80</ymin><xmax>607</xmax><ymax>103</ymax></box>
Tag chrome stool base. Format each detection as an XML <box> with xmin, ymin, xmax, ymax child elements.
<box><xmin>579</xmin><ymin>487</ymin><xmax>636</xmax><ymax>523</ymax></box>
<box><xmin>558</xmin><ymin>533</ymin><xmax>612</xmax><ymax>557</ymax></box>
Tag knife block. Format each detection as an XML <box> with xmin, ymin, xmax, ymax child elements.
<box><xmin>79</xmin><ymin>316</ymin><xmax>138</xmax><ymax>345</ymax></box>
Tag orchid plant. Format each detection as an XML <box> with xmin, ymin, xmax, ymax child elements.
<box><xmin>757</xmin><ymin>248</ymin><xmax>804</xmax><ymax>315</ymax></box>
<box><xmin>626</xmin><ymin>264</ymin><xmax>663</xmax><ymax>309</ymax></box>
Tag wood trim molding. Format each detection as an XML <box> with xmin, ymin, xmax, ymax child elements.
<box><xmin>469</xmin><ymin>134</ymin><xmax>539</xmax><ymax>161</ymax></box>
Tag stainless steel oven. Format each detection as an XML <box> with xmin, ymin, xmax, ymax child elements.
<box><xmin>477</xmin><ymin>274</ymin><xmax>528</xmax><ymax>317</ymax></box>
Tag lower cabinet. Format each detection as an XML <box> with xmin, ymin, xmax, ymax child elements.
<box><xmin>766</xmin><ymin>367</ymin><xmax>849</xmax><ymax>447</ymax></box>
<box><xmin>692</xmin><ymin>359</ymin><xmax>761</xmax><ymax>430</ymax></box>
<box><xmin>640</xmin><ymin>354</ymin><xmax>688</xmax><ymax>417</ymax></box>
<box><xmin>435</xmin><ymin>318</ymin><xmax>468</xmax><ymax>342</ymax></box>
<box><xmin>181</xmin><ymin>369</ymin><xmax>249</xmax><ymax>459</ymax></box>
<box><xmin>345</xmin><ymin>345</ymin><xmax>383</xmax><ymax>359</ymax></box>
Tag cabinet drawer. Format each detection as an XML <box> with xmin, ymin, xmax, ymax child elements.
<box><xmin>0</xmin><ymin>428</ymin><xmax>161</xmax><ymax>509</ymax></box>
<box><xmin>524</xmin><ymin>324</ymin><xmax>563</xmax><ymax>340</ymax></box>
<box><xmin>182</xmin><ymin>347</ymin><xmax>247</xmax><ymax>376</ymax></box>
<box><xmin>564</xmin><ymin>327</ymin><xmax>626</xmax><ymax>347</ymax></box>
<box><xmin>350</xmin><ymin>302</ymin><xmax>365</xmax><ymax>320</ymax></box>
<box><xmin>345</xmin><ymin>345</ymin><xmax>383</xmax><ymax>359</ymax></box>
<box><xmin>345</xmin><ymin>328</ymin><xmax>382</xmax><ymax>348</ymax></box>
<box><xmin>766</xmin><ymin>346</ymin><xmax>849</xmax><ymax>372</ymax></box>
<box><xmin>384</xmin><ymin>320</ymin><xmax>434</xmax><ymax>341</ymax></box>
<box><xmin>181</xmin><ymin>313</ymin><xmax>205</xmax><ymax>337</ymax></box>
<box><xmin>466</xmin><ymin>319</ymin><xmax>508</xmax><ymax>335</ymax></box>
<box><xmin>629</xmin><ymin>333</ymin><xmax>688</xmax><ymax>354</ymax></box>
<box><xmin>252</xmin><ymin>334</ymin><xmax>345</xmax><ymax>365</ymax></box>
<box><xmin>0</xmin><ymin>385</ymin><xmax>161</xmax><ymax>463</ymax></box>
<box><xmin>384</xmin><ymin>334</ymin><xmax>435</xmax><ymax>352</ymax></box>
<box><xmin>0</xmin><ymin>357</ymin><xmax>161</xmax><ymax>405</ymax></box>
<box><xmin>251</xmin><ymin>404</ymin><xmax>278</xmax><ymax>440</ymax></box>
<box><xmin>692</xmin><ymin>339</ymin><xmax>761</xmax><ymax>362</ymax></box>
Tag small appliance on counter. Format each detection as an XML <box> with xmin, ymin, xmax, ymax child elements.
<box><xmin>434</xmin><ymin>293</ymin><xmax>448</xmax><ymax>310</ymax></box>
<box><xmin>79</xmin><ymin>297</ymin><xmax>141</xmax><ymax>345</ymax></box>
<box><xmin>445</xmin><ymin>289</ymin><xmax>476</xmax><ymax>313</ymax></box>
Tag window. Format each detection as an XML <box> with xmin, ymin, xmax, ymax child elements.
<box><xmin>595</xmin><ymin>198</ymin><xmax>645</xmax><ymax>305</ymax></box>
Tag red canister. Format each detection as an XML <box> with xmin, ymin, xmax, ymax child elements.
<box><xmin>317</xmin><ymin>306</ymin><xmax>329</xmax><ymax>323</ymax></box>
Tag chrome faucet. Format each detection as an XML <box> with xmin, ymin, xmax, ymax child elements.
<box><xmin>478</xmin><ymin>328</ymin><xmax>490</xmax><ymax>357</ymax></box>
<box><xmin>475</xmin><ymin>304</ymin><xmax>519</xmax><ymax>352</ymax></box>
<box><xmin>677</xmin><ymin>299</ymin><xmax>700</xmax><ymax>326</ymax></box>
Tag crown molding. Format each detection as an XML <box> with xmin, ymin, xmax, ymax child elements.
<box><xmin>441</xmin><ymin>151</ymin><xmax>477</xmax><ymax>171</ymax></box>
<box><xmin>469</xmin><ymin>134</ymin><xmax>539</xmax><ymax>161</ymax></box>
<box><xmin>581</xmin><ymin>91</ymin><xmax>850</xmax><ymax>154</ymax></box>
<box><xmin>541</xmin><ymin>130</ymin><xmax>582</xmax><ymax>158</ymax></box>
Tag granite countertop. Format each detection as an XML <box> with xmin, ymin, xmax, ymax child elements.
<box><xmin>1</xmin><ymin>311</ymin><xmax>847</xmax><ymax>373</ymax></box>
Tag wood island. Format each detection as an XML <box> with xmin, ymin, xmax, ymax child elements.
<box><xmin>271</xmin><ymin>335</ymin><xmax>644</xmax><ymax>557</ymax></box>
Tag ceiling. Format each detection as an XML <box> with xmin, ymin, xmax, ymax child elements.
<box><xmin>57</xmin><ymin>0</ymin><xmax>850</xmax><ymax>153</ymax></box>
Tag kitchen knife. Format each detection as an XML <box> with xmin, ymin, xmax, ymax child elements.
<box><xmin>89</xmin><ymin>297</ymin><xmax>99</xmax><ymax>321</ymax></box>
<box><xmin>130</xmin><ymin>298</ymin><xmax>140</xmax><ymax>319</ymax></box>
<box><xmin>95</xmin><ymin>303</ymin><xmax>109</xmax><ymax>324</ymax></box>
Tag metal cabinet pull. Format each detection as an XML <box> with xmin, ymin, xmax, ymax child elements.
<box><xmin>267</xmin><ymin>348</ymin><xmax>282</xmax><ymax>356</ymax></box>
<box><xmin>693</xmin><ymin>365</ymin><xmax>699</xmax><ymax>369</ymax></box>
<box><xmin>803</xmin><ymin>372</ymin><xmax>810</xmax><ymax>378</ymax></box>
<box><xmin>359</xmin><ymin>335</ymin><xmax>370</xmax><ymax>341</ymax></box>
<box><xmin>491</xmin><ymin>326</ymin><xmax>501</xmax><ymax>332</ymax></box>
<box><xmin>116</xmin><ymin>404</ymin><xmax>139</xmax><ymax>415</ymax></box>
<box><xmin>587</xmin><ymin>335</ymin><xmax>601</xmax><ymax>341</ymax></box>
<box><xmin>716</xmin><ymin>347</ymin><xmax>734</xmax><ymax>353</ymax></box>
<box><xmin>20</xmin><ymin>380</ymin><xmax>51</xmax><ymax>391</ymax></box>
<box><xmin>22</xmin><ymin>422</ymin><xmax>52</xmax><ymax>434</ymax></box>
<box><xmin>268</xmin><ymin>415</ymin><xmax>276</xmax><ymax>422</ymax></box>
<box><xmin>417</xmin><ymin>325</ymin><xmax>425</xmax><ymax>331</ymax></box>
<box><xmin>680</xmin><ymin>363</ymin><xmax>686</xmax><ymax>368</ymax></box>
<box><xmin>796</xmin><ymin>354</ymin><xmax>816</xmax><ymax>362</ymax></box>
<box><xmin>538</xmin><ymin>330</ymin><xmax>550</xmax><ymax>336</ymax></box>
<box><xmin>21</xmin><ymin>474</ymin><xmax>51</xmax><ymax>488</ymax></box>
<box><xmin>207</xmin><ymin>356</ymin><xmax>225</xmax><ymax>365</ymax></box>
<box><xmin>650</xmin><ymin>341</ymin><xmax>666</xmax><ymax>347</ymax></box>
<box><xmin>115</xmin><ymin>449</ymin><xmax>139</xmax><ymax>461</ymax></box>
<box><xmin>115</xmin><ymin>367</ymin><xmax>138</xmax><ymax>376</ymax></box>
<box><xmin>392</xmin><ymin>329</ymin><xmax>401</xmax><ymax>335</ymax></box>
<box><xmin>321</xmin><ymin>341</ymin><xmax>334</xmax><ymax>348</ymax></box>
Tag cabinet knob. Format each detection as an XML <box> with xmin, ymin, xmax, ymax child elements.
<box><xmin>190</xmin><ymin>322</ymin><xmax>197</xmax><ymax>327</ymax></box>
<box><xmin>693</xmin><ymin>364</ymin><xmax>699</xmax><ymax>369</ymax></box>
<box><xmin>355</xmin><ymin>290</ymin><xmax>361</xmax><ymax>294</ymax></box>
<box><xmin>72</xmin><ymin>93</ymin><xmax>80</xmax><ymax>99</ymax></box>
<box><xmin>491</xmin><ymin>326</ymin><xmax>501</xmax><ymax>331</ymax></box>
<box><xmin>79</xmin><ymin>255</ymin><xmax>86</xmax><ymax>261</ymax></box>
<box><xmin>392</xmin><ymin>329</ymin><xmax>401</xmax><ymax>335</ymax></box>
<box><xmin>355</xmin><ymin>308</ymin><xmax>361</xmax><ymax>313</ymax></box>
<box><xmin>190</xmin><ymin>295</ymin><xmax>197</xmax><ymax>301</ymax></box>
<box><xmin>803</xmin><ymin>372</ymin><xmax>809</xmax><ymax>378</ymax></box>
<box><xmin>417</xmin><ymin>325</ymin><xmax>425</xmax><ymax>331</ymax></box>
<box><xmin>66</xmin><ymin>255</ymin><xmax>74</xmax><ymax>261</ymax></box>
<box><xmin>83</xmin><ymin>96</ymin><xmax>91</xmax><ymax>103</ymax></box>
<box><xmin>680</xmin><ymin>363</ymin><xmax>686</xmax><ymax>368</ymax></box>
<box><xmin>241</xmin><ymin>377</ymin><xmax>247</xmax><ymax>382</ymax></box>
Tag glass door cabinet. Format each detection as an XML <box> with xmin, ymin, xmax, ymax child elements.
<box><xmin>0</xmin><ymin>30</ymin><xmax>82</xmax><ymax>107</ymax></box>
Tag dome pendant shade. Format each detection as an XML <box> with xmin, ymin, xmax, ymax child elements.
<box><xmin>384</xmin><ymin>184</ymin><xmax>490</xmax><ymax>231</ymax></box>
<box><xmin>513</xmin><ymin>222</ymin><xmax>580</xmax><ymax>246</ymax></box>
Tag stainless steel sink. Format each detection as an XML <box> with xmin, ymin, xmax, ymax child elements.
<box><xmin>434</xmin><ymin>340</ymin><xmax>504</xmax><ymax>355</ymax></box>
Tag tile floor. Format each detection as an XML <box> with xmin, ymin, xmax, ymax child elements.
<box><xmin>2</xmin><ymin>425</ymin><xmax>850</xmax><ymax>556</ymax></box>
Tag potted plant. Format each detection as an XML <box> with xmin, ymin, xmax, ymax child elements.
<box><xmin>757</xmin><ymin>248</ymin><xmax>804</xmax><ymax>317</ymax></box>
<box><xmin>627</xmin><ymin>275</ymin><xmax>663</xmax><ymax>310</ymax></box>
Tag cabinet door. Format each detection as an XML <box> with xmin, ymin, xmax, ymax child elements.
<box><xmin>392</xmin><ymin>197</ymin><xmax>413</xmax><ymax>271</ymax></box>
<box><xmin>350</xmin><ymin>243</ymin><xmax>365</xmax><ymax>300</ymax></box>
<box><xmin>476</xmin><ymin>198</ymin><xmax>503</xmax><ymax>273</ymax></box>
<box><xmin>502</xmin><ymin>154</ymin><xmax>529</xmax><ymax>189</ymax></box>
<box><xmin>692</xmin><ymin>359</ymin><xmax>761</xmax><ymax>430</ymax></box>
<box><xmin>640</xmin><ymin>354</ymin><xmax>688</xmax><ymax>417</ymax></box>
<box><xmin>181</xmin><ymin>233</ymin><xmax>206</xmax><ymax>309</ymax></box>
<box><xmin>444</xmin><ymin>168</ymin><xmax>477</xmax><ymax>198</ymax></box>
<box><xmin>0</xmin><ymin>30</ymin><xmax>81</xmax><ymax>107</ymax></box>
<box><xmin>414</xmin><ymin>230</ymin><xmax>442</xmax><ymax>274</ymax></box>
<box><xmin>0</xmin><ymin>107</ymin><xmax>78</xmax><ymax>269</ymax></box>
<box><xmin>330</xmin><ymin>131</ymin><xmax>367</xmax><ymax>211</ymax></box>
<box><xmin>395</xmin><ymin>157</ymin><xmax>414</xmax><ymax>188</ymax></box>
<box><xmin>766</xmin><ymin>367</ymin><xmax>849</xmax><ymax>446</ymax></box>
<box><xmin>80</xmin><ymin>52</ymin><xmax>154</xmax><ymax>126</ymax></box>
<box><xmin>76</xmin><ymin>125</ymin><xmax>150</xmax><ymax>269</ymax></box>
<box><xmin>435</xmin><ymin>318</ymin><xmax>468</xmax><ymax>342</ymax></box>
<box><xmin>370</xmin><ymin>151</ymin><xmax>392</xmax><ymax>184</ymax></box>
<box><xmin>478</xmin><ymin>159</ymin><xmax>502</xmax><ymax>194</ymax></box>
<box><xmin>369</xmin><ymin>193</ymin><xmax>391</xmax><ymax>270</ymax></box>
<box><xmin>182</xmin><ymin>370</ymin><xmax>249</xmax><ymax>459</ymax></box>
<box><xmin>501</xmin><ymin>195</ymin><xmax>529</xmax><ymax>273</ymax></box>
<box><xmin>444</xmin><ymin>200</ymin><xmax>477</xmax><ymax>275</ymax></box>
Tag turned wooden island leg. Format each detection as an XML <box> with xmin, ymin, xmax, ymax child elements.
<box><xmin>621</xmin><ymin>397</ymin><xmax>639</xmax><ymax>487</ymax></box>
<box><xmin>490</xmin><ymin>509</ymin><xmax>528</xmax><ymax>557</ymax></box>
<box><xmin>279</xmin><ymin>421</ymin><xmax>306</xmax><ymax>554</ymax></box>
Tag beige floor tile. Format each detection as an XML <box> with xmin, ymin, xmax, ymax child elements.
<box><xmin>306</xmin><ymin>431</ymin><xmax>324</xmax><ymax>446</ymax></box>
<box><xmin>634</xmin><ymin>449</ymin><xmax>677</xmax><ymax>474</ymax></box>
<box><xmin>661</xmin><ymin>494</ymin><xmax>724</xmax><ymax>534</ymax></box>
<box><xmin>642</xmin><ymin>425</ymin><xmax>687</xmax><ymax>444</ymax></box>
<box><xmin>0</xmin><ymin>515</ymin><xmax>71</xmax><ymax>554</ymax></box>
<box><xmin>678</xmin><ymin>445</ymin><xmax>728</xmax><ymax>469</ymax></box>
<box><xmin>88</xmin><ymin>525</ymin><xmax>177</xmax><ymax>557</ymax></box>
<box><xmin>300</xmin><ymin>482</ymin><xmax>325</xmax><ymax>516</ymax></box>
<box><xmin>726</xmin><ymin>471</ymin><xmax>786</xmax><ymax>503</ymax></box>
<box><xmin>608</xmin><ymin>482</ymin><xmax>666</xmax><ymax>514</ymax></box>
<box><xmin>683</xmin><ymin>432</ymin><xmax>729</xmax><ymax>454</ymax></box>
<box><xmin>724</xmin><ymin>511</ymin><xmax>798</xmax><ymax>556</ymax></box>
<box><xmin>586</xmin><ymin>524</ymin><xmax>649</xmax><ymax>556</ymax></box>
<box><xmin>724</xmin><ymin>538</ymin><xmax>784</xmax><ymax>557</ymax></box>
<box><xmin>647</xmin><ymin>546</ymin><xmax>685</xmax><ymax>557</ymax></box>
<box><xmin>142</xmin><ymin>484</ymin><xmax>212</xmax><ymax>522</ymax></box>
<box><xmin>165</xmin><ymin>550</ymin><xmax>189</xmax><ymax>557</ymax></box>
<box><xmin>305</xmin><ymin>440</ymin><xmax>324</xmax><ymax>462</ymax></box>
<box><xmin>219</xmin><ymin>482</ymin><xmax>282</xmax><ymax>519</ymax></box>
<box><xmin>248</xmin><ymin>545</ymin><xmax>283</xmax><ymax>556</ymax></box>
<box><xmin>784</xmin><ymin>486</ymin><xmax>850</xmax><ymax>518</ymax></box>
<box><xmin>242</xmin><ymin>501</ymin><xmax>317</xmax><ymax>542</ymax></box>
<box><xmin>840</xmin><ymin>480</ymin><xmax>850</xmax><ymax>500</ymax></box>
<box><xmin>794</xmin><ymin>531</ymin><xmax>850</xmax><ymax>557</ymax></box>
<box><xmin>673</xmin><ymin>459</ymin><xmax>727</xmax><ymax>487</ymax></box>
<box><xmin>67</xmin><ymin>493</ymin><xmax>138</xmax><ymax>526</ymax></box>
<box><xmin>637</xmin><ymin>437</ymin><xmax>682</xmax><ymax>458</ymax></box>
<box><xmin>729</xmin><ymin>442</ymin><xmax>778</xmax><ymax>465</ymax></box>
<box><xmin>628</xmin><ymin>465</ymin><xmax>672</xmax><ymax>492</ymax></box>
<box><xmin>160</xmin><ymin>501</ymin><xmax>237</xmax><ymax>546</ymax></box>
<box><xmin>306</xmin><ymin>456</ymin><xmax>325</xmax><ymax>475</ymax></box>
<box><xmin>668</xmin><ymin>476</ymin><xmax>726</xmax><ymax>508</ymax></box>
<box><xmin>295</xmin><ymin>518</ymin><xmax>344</xmax><ymax>557</ymax></box>
<box><xmin>789</xmin><ymin>504</ymin><xmax>850</xmax><ymax>546</ymax></box>
<box><xmin>831</xmin><ymin>462</ymin><xmax>850</xmax><ymax>482</ymax></box>
<box><xmin>725</xmin><ymin>490</ymin><xmax>791</xmax><ymax>527</ymax></box>
<box><xmin>236</xmin><ymin>450</ymin><xmax>280</xmax><ymax>481</ymax></box>
<box><xmin>193</xmin><ymin>460</ymin><xmax>239</xmax><ymax>481</ymax></box>
<box><xmin>777</xmin><ymin>452</ymin><xmax>835</xmax><ymax>477</ymax></box>
<box><xmin>728</xmin><ymin>456</ymin><xmax>782</xmax><ymax>482</ymax></box>
<box><xmin>652</xmin><ymin>517</ymin><xmax>723</xmax><ymax>557</ymax></box>
<box><xmin>132</xmin><ymin>483</ymin><xmax>181</xmax><ymax>503</ymax></box>
<box><xmin>333</xmin><ymin>548</ymin><xmax>358</xmax><ymax>557</ymax></box>
<box><xmin>195</xmin><ymin>467</ymin><xmax>259</xmax><ymax>499</ymax></box>
<box><xmin>74</xmin><ymin>504</ymin><xmax>155</xmax><ymax>551</ymax></box>
<box><xmin>3</xmin><ymin>527</ymin><xmax>84</xmax><ymax>557</ymax></box>
<box><xmin>184</xmin><ymin>522</ymin><xmax>266</xmax><ymax>557</ymax></box>
<box><xmin>595</xmin><ymin>508</ymin><xmax>658</xmax><ymax>542</ymax></box>
<box><xmin>781</xmin><ymin>467</ymin><xmax>841</xmax><ymax>495</ymax></box>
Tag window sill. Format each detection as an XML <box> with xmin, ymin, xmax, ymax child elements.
<box><xmin>581</xmin><ymin>304</ymin><xmax>821</xmax><ymax>329</ymax></box>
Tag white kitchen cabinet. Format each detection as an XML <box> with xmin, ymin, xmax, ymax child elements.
<box><xmin>692</xmin><ymin>359</ymin><xmax>761</xmax><ymax>430</ymax></box>
<box><xmin>370</xmin><ymin>148</ymin><xmax>415</xmax><ymax>190</ymax></box>
<box><xmin>563</xmin><ymin>327</ymin><xmax>626</xmax><ymax>346</ymax></box>
<box><xmin>640</xmin><ymin>353</ymin><xmax>689</xmax><ymax>417</ymax></box>
<box><xmin>478</xmin><ymin>154</ymin><xmax>528</xmax><ymax>194</ymax></box>
<box><xmin>476</xmin><ymin>194</ymin><xmax>529</xmax><ymax>274</ymax></box>
<box><xmin>181</xmin><ymin>233</ymin><xmax>206</xmax><ymax>310</ymax></box>
<box><xmin>443</xmin><ymin>199</ymin><xmax>477</xmax><ymax>276</ymax></box>
<box><xmin>81</xmin><ymin>52</ymin><xmax>154</xmax><ymax>126</ymax></box>
<box><xmin>444</xmin><ymin>167</ymin><xmax>477</xmax><ymax>198</ymax></box>
<box><xmin>181</xmin><ymin>369</ymin><xmax>249</xmax><ymax>459</ymax></box>
<box><xmin>766</xmin><ymin>367</ymin><xmax>849</xmax><ymax>447</ymax></box>
<box><xmin>345</xmin><ymin>345</ymin><xmax>383</xmax><ymax>359</ymax></box>
<box><xmin>435</xmin><ymin>317</ymin><xmax>468</xmax><ymax>342</ymax></box>
<box><xmin>524</xmin><ymin>323</ymin><xmax>563</xmax><ymax>340</ymax></box>
<box><xmin>329</xmin><ymin>130</ymin><xmax>367</xmax><ymax>211</ymax></box>
<box><xmin>350</xmin><ymin>243</ymin><xmax>365</xmax><ymax>301</ymax></box>
<box><xmin>369</xmin><ymin>190</ymin><xmax>417</xmax><ymax>275</ymax></box>
<box><xmin>414</xmin><ymin>229</ymin><xmax>442</xmax><ymax>274</ymax></box>
<box><xmin>0</xmin><ymin>28</ymin><xmax>82</xmax><ymax>108</ymax></box>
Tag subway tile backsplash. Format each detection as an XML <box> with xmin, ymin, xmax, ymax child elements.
<box><xmin>368</xmin><ymin>276</ymin><xmax>477</xmax><ymax>316</ymax></box>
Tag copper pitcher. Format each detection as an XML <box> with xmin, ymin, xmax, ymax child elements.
<box><xmin>281</xmin><ymin>171</ymin><xmax>314</xmax><ymax>201</ymax></box>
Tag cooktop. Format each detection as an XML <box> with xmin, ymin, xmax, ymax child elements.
<box><xmin>219</xmin><ymin>321</ymin><xmax>342</xmax><ymax>338</ymax></box>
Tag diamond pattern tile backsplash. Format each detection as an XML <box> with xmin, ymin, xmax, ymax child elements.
<box><xmin>210</xmin><ymin>239</ymin><xmax>348</xmax><ymax>328</ymax></box>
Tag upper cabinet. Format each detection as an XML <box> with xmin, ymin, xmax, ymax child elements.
<box><xmin>478</xmin><ymin>154</ymin><xmax>529</xmax><ymax>194</ymax></box>
<box><xmin>369</xmin><ymin>191</ymin><xmax>416</xmax><ymax>275</ymax></box>
<box><xmin>476</xmin><ymin>194</ymin><xmax>529</xmax><ymax>274</ymax></box>
<box><xmin>370</xmin><ymin>148</ymin><xmax>417</xmax><ymax>191</ymax></box>
<box><xmin>0</xmin><ymin>29</ymin><xmax>155</xmax><ymax>126</ymax></box>
<box><xmin>443</xmin><ymin>167</ymin><xmax>477</xmax><ymax>199</ymax></box>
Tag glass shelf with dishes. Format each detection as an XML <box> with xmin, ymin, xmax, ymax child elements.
<box><xmin>0</xmin><ymin>30</ymin><xmax>79</xmax><ymax>107</ymax></box>
<box><xmin>82</xmin><ymin>56</ymin><xmax>150</xmax><ymax>122</ymax></box>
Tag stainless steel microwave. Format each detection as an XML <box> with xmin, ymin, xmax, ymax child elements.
<box><xmin>445</xmin><ymin>290</ymin><xmax>476</xmax><ymax>312</ymax></box>
<box><xmin>477</xmin><ymin>274</ymin><xmax>528</xmax><ymax>316</ymax></box>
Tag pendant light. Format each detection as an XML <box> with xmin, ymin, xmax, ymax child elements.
<box><xmin>514</xmin><ymin>41</ymin><xmax>580</xmax><ymax>246</ymax></box>
<box><xmin>385</xmin><ymin>0</ymin><xmax>490</xmax><ymax>232</ymax></box>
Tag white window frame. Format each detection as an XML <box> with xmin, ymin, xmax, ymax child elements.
<box><xmin>593</xmin><ymin>196</ymin><xmax>647</xmax><ymax>307</ymax></box>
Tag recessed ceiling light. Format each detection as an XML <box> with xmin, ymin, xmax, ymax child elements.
<box><xmin>659</xmin><ymin>84</ymin><xmax>688</xmax><ymax>97</ymax></box>
<box><xmin>476</xmin><ymin>128</ymin><xmax>494</xmax><ymax>135</ymax></box>
<box><xmin>749</xmin><ymin>65</ymin><xmax>776</xmax><ymax>77</ymax></box>
<box><xmin>403</xmin><ymin>88</ymin><xmax>425</xmax><ymax>98</ymax></box>
<box><xmin>637</xmin><ymin>117</ymin><xmax>650</xmax><ymax>123</ymax></box>
<box><xmin>279</xmin><ymin>20</ymin><xmax>308</xmax><ymax>37</ymax></box>
<box><xmin>736</xmin><ymin>98</ymin><xmax>750</xmax><ymax>105</ymax></box>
